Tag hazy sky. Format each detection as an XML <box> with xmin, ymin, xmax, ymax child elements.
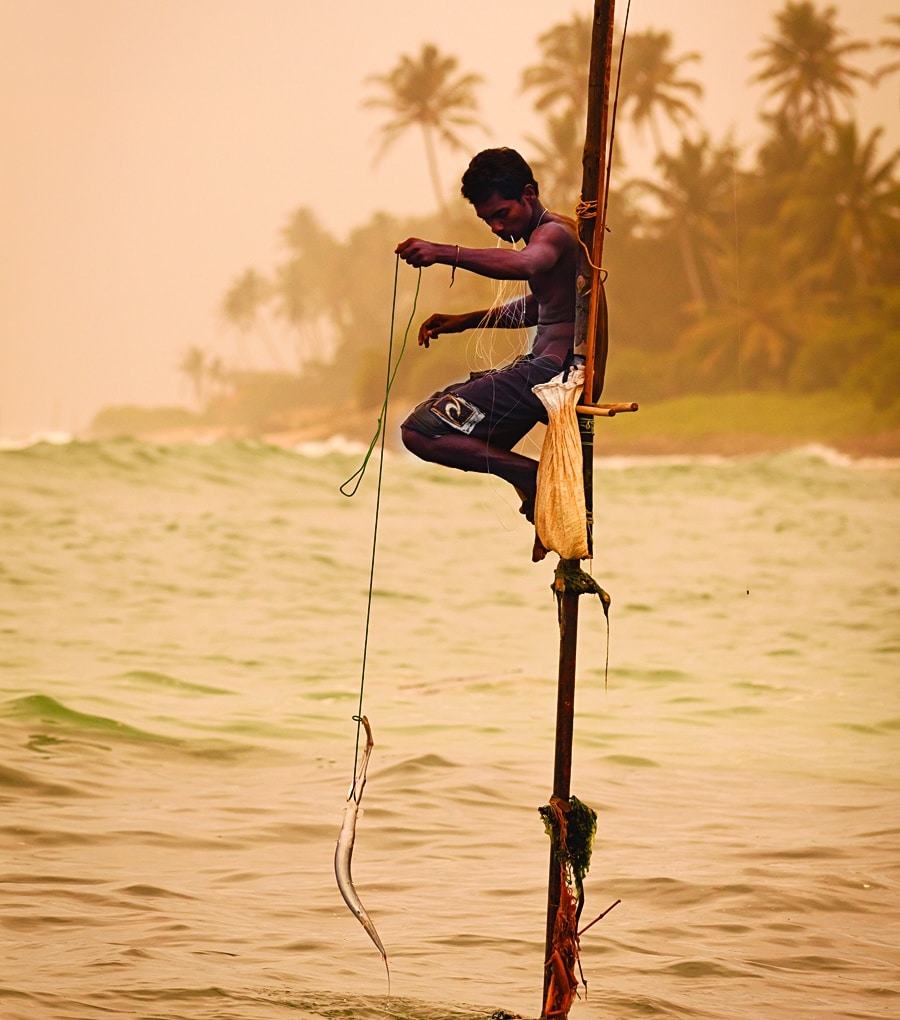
<box><xmin>2</xmin><ymin>0</ymin><xmax>897</xmax><ymax>437</ymax></box>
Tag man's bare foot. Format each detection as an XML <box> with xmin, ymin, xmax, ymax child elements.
<box><xmin>514</xmin><ymin>486</ymin><xmax>536</xmax><ymax>524</ymax></box>
<box><xmin>532</xmin><ymin>530</ymin><xmax>548</xmax><ymax>562</ymax></box>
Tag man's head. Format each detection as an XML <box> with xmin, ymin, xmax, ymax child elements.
<box><xmin>460</xmin><ymin>148</ymin><xmax>539</xmax><ymax>205</ymax></box>
<box><xmin>461</xmin><ymin>148</ymin><xmax>542</xmax><ymax>243</ymax></box>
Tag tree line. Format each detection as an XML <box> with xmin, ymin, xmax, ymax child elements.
<box><xmin>176</xmin><ymin>2</ymin><xmax>898</xmax><ymax>435</ymax></box>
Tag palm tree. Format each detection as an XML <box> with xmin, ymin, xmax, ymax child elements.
<box><xmin>751</xmin><ymin>110</ymin><xmax>820</xmax><ymax>214</ymax></box>
<box><xmin>787</xmin><ymin>122</ymin><xmax>900</xmax><ymax>287</ymax></box>
<box><xmin>179</xmin><ymin>346</ymin><xmax>209</xmax><ymax>410</ymax></box>
<box><xmin>363</xmin><ymin>44</ymin><xmax>486</xmax><ymax>213</ymax></box>
<box><xmin>526</xmin><ymin>106</ymin><xmax>585</xmax><ymax>210</ymax></box>
<box><xmin>874</xmin><ymin>14</ymin><xmax>900</xmax><ymax>92</ymax></box>
<box><xmin>677</xmin><ymin>225</ymin><xmax>832</xmax><ymax>390</ymax></box>
<box><xmin>222</xmin><ymin>268</ymin><xmax>270</xmax><ymax>333</ymax></box>
<box><xmin>521</xmin><ymin>13</ymin><xmax>594</xmax><ymax>125</ymax></box>
<box><xmin>273</xmin><ymin>207</ymin><xmax>343</xmax><ymax>365</ymax></box>
<box><xmin>221</xmin><ymin>267</ymin><xmax>283</xmax><ymax>368</ymax></box>
<box><xmin>751</xmin><ymin>1</ymin><xmax>870</xmax><ymax>138</ymax></box>
<box><xmin>630</xmin><ymin>134</ymin><xmax>737</xmax><ymax>307</ymax></box>
<box><xmin>618</xmin><ymin>29</ymin><xmax>703</xmax><ymax>157</ymax></box>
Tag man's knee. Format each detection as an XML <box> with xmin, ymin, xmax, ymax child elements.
<box><xmin>401</xmin><ymin>425</ymin><xmax>433</xmax><ymax>461</ymax></box>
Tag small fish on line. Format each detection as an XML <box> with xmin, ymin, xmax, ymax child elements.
<box><xmin>334</xmin><ymin>714</ymin><xmax>390</xmax><ymax>990</ymax></box>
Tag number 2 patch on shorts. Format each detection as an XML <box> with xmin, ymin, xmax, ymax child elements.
<box><xmin>429</xmin><ymin>393</ymin><xmax>485</xmax><ymax>434</ymax></box>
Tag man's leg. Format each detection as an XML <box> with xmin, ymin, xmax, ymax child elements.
<box><xmin>401</xmin><ymin>426</ymin><xmax>538</xmax><ymax>520</ymax></box>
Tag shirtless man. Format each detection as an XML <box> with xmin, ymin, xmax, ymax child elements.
<box><xmin>395</xmin><ymin>148</ymin><xmax>578</xmax><ymax>527</ymax></box>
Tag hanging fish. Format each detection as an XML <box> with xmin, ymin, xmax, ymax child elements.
<box><xmin>334</xmin><ymin>715</ymin><xmax>390</xmax><ymax>989</ymax></box>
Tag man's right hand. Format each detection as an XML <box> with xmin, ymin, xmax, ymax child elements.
<box><xmin>418</xmin><ymin>312</ymin><xmax>465</xmax><ymax>348</ymax></box>
<box><xmin>396</xmin><ymin>237</ymin><xmax>439</xmax><ymax>267</ymax></box>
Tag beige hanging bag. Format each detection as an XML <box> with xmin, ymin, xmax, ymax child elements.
<box><xmin>532</xmin><ymin>364</ymin><xmax>589</xmax><ymax>561</ymax></box>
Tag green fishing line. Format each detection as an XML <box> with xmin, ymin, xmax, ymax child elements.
<box><xmin>340</xmin><ymin>255</ymin><xmax>421</xmax><ymax>774</ymax></box>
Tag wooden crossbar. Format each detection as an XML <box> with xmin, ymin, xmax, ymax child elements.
<box><xmin>575</xmin><ymin>401</ymin><xmax>639</xmax><ymax>417</ymax></box>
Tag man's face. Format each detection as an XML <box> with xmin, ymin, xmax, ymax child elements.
<box><xmin>473</xmin><ymin>189</ymin><xmax>535</xmax><ymax>243</ymax></box>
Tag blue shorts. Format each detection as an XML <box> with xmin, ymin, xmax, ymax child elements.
<box><xmin>401</xmin><ymin>353</ymin><xmax>566</xmax><ymax>450</ymax></box>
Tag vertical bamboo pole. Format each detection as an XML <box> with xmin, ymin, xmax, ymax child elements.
<box><xmin>541</xmin><ymin>582</ymin><xmax>579</xmax><ymax>1002</ymax></box>
<box><xmin>541</xmin><ymin>2</ymin><xmax>616</xmax><ymax>1014</ymax></box>
<box><xmin>575</xmin><ymin>0</ymin><xmax>616</xmax><ymax>404</ymax></box>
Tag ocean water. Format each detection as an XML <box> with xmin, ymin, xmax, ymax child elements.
<box><xmin>1</xmin><ymin>436</ymin><xmax>898</xmax><ymax>1020</ymax></box>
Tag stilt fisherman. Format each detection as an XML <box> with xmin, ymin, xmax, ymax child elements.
<box><xmin>395</xmin><ymin>147</ymin><xmax>578</xmax><ymax>554</ymax></box>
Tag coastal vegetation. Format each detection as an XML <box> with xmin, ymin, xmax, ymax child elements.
<box><xmin>91</xmin><ymin>2</ymin><xmax>899</xmax><ymax>446</ymax></box>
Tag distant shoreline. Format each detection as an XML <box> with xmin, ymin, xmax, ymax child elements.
<box><xmin>139</xmin><ymin>391</ymin><xmax>900</xmax><ymax>459</ymax></box>
<box><xmin>15</xmin><ymin>390</ymin><xmax>894</xmax><ymax>460</ymax></box>
<box><xmin>586</xmin><ymin>430</ymin><xmax>900</xmax><ymax>459</ymax></box>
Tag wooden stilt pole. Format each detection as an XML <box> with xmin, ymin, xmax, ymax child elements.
<box><xmin>541</xmin><ymin>2</ymin><xmax>616</xmax><ymax>1015</ymax></box>
<box><xmin>541</xmin><ymin>576</ymin><xmax>579</xmax><ymax>1006</ymax></box>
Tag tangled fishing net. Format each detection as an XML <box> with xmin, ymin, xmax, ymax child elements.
<box><xmin>539</xmin><ymin>795</ymin><xmax>598</xmax><ymax>1016</ymax></box>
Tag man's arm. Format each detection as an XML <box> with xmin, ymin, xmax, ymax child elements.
<box><xmin>396</xmin><ymin>226</ymin><xmax>564</xmax><ymax>282</ymax></box>
<box><xmin>417</xmin><ymin>296</ymin><xmax>538</xmax><ymax>348</ymax></box>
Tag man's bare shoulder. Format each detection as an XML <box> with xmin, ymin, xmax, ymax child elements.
<box><xmin>548</xmin><ymin>210</ymin><xmax>576</xmax><ymax>229</ymax></box>
<box><xmin>536</xmin><ymin>214</ymin><xmax>577</xmax><ymax>246</ymax></box>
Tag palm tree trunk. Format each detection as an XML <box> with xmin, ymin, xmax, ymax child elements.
<box><xmin>257</xmin><ymin>315</ymin><xmax>285</xmax><ymax>370</ymax></box>
<box><xmin>677</xmin><ymin>224</ymin><xmax>706</xmax><ymax>307</ymax></box>
<box><xmin>420</xmin><ymin>124</ymin><xmax>447</xmax><ymax>215</ymax></box>
<box><xmin>650</xmin><ymin>112</ymin><xmax>665</xmax><ymax>159</ymax></box>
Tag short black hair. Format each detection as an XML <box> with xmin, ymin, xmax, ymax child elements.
<box><xmin>460</xmin><ymin>147</ymin><xmax>540</xmax><ymax>204</ymax></box>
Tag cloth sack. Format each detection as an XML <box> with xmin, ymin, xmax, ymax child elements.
<box><xmin>532</xmin><ymin>364</ymin><xmax>589</xmax><ymax>560</ymax></box>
